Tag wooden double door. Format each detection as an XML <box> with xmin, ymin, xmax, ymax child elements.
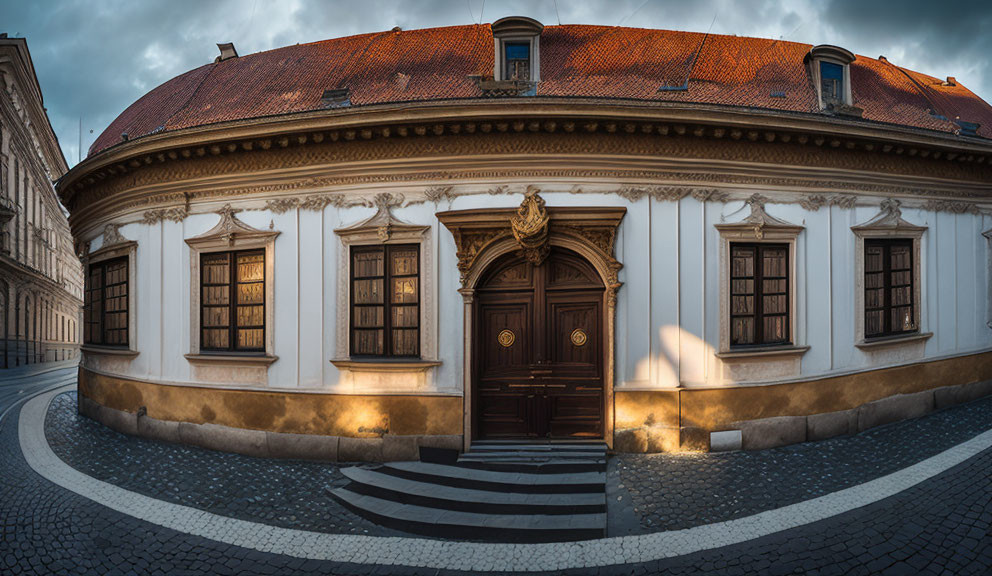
<box><xmin>474</xmin><ymin>247</ymin><xmax>605</xmax><ymax>439</ymax></box>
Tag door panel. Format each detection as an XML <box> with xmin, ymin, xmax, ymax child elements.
<box><xmin>545</xmin><ymin>293</ymin><xmax>603</xmax><ymax>437</ymax></box>
<box><xmin>476</xmin><ymin>297</ymin><xmax>536</xmax><ymax>438</ymax></box>
<box><xmin>474</xmin><ymin>248</ymin><xmax>605</xmax><ymax>440</ymax></box>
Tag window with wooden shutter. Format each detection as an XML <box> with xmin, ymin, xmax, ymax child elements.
<box><xmin>864</xmin><ymin>239</ymin><xmax>915</xmax><ymax>338</ymax></box>
<box><xmin>200</xmin><ymin>249</ymin><xmax>265</xmax><ymax>352</ymax></box>
<box><xmin>84</xmin><ymin>257</ymin><xmax>128</xmax><ymax>346</ymax></box>
<box><xmin>730</xmin><ymin>243</ymin><xmax>789</xmax><ymax>347</ymax></box>
<box><xmin>350</xmin><ymin>244</ymin><xmax>419</xmax><ymax>357</ymax></box>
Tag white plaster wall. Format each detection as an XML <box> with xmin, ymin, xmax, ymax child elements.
<box><xmin>86</xmin><ymin>186</ymin><xmax>992</xmax><ymax>396</ymax></box>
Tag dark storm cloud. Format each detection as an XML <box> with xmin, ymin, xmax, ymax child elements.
<box><xmin>0</xmin><ymin>0</ymin><xmax>989</xmax><ymax>169</ymax></box>
<box><xmin>820</xmin><ymin>0</ymin><xmax>992</xmax><ymax>96</ymax></box>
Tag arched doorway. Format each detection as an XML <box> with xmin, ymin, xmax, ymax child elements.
<box><xmin>473</xmin><ymin>247</ymin><xmax>605</xmax><ymax>439</ymax></box>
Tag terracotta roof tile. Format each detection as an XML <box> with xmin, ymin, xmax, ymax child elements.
<box><xmin>90</xmin><ymin>24</ymin><xmax>992</xmax><ymax>156</ymax></box>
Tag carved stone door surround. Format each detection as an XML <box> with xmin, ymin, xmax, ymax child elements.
<box><xmin>437</xmin><ymin>190</ymin><xmax>625</xmax><ymax>450</ymax></box>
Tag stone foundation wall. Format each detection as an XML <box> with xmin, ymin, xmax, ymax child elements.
<box><xmin>614</xmin><ymin>349</ymin><xmax>992</xmax><ymax>453</ymax></box>
<box><xmin>77</xmin><ymin>367</ymin><xmax>463</xmax><ymax>461</ymax></box>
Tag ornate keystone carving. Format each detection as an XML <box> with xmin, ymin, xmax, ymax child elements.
<box><xmin>510</xmin><ymin>188</ymin><xmax>551</xmax><ymax>265</ymax></box>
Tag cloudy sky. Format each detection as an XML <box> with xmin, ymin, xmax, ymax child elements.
<box><xmin>2</xmin><ymin>0</ymin><xmax>990</xmax><ymax>168</ymax></box>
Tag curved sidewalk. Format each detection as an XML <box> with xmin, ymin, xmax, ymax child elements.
<box><xmin>19</xmin><ymin>384</ymin><xmax>992</xmax><ymax>573</ymax></box>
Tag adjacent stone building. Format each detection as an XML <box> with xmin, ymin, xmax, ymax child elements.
<box><xmin>60</xmin><ymin>19</ymin><xmax>992</xmax><ymax>458</ymax></box>
<box><xmin>0</xmin><ymin>35</ymin><xmax>83</xmax><ymax>369</ymax></box>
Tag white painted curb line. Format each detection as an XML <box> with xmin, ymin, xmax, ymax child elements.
<box><xmin>19</xmin><ymin>385</ymin><xmax>992</xmax><ymax>572</ymax></box>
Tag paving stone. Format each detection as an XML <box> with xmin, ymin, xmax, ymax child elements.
<box><xmin>614</xmin><ymin>394</ymin><xmax>992</xmax><ymax>533</ymax></box>
<box><xmin>0</xmin><ymin>375</ymin><xmax>988</xmax><ymax>575</ymax></box>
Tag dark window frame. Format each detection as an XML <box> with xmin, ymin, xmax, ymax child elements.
<box><xmin>349</xmin><ymin>244</ymin><xmax>421</xmax><ymax>359</ymax></box>
<box><xmin>84</xmin><ymin>256</ymin><xmax>129</xmax><ymax>347</ymax></box>
<box><xmin>864</xmin><ymin>238</ymin><xmax>916</xmax><ymax>339</ymax></box>
<box><xmin>729</xmin><ymin>242</ymin><xmax>791</xmax><ymax>348</ymax></box>
<box><xmin>199</xmin><ymin>249</ymin><xmax>266</xmax><ymax>354</ymax></box>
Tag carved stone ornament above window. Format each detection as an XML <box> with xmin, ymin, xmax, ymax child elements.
<box><xmin>851</xmin><ymin>198</ymin><xmax>927</xmax><ymax>234</ymax></box>
<box><xmin>100</xmin><ymin>223</ymin><xmax>129</xmax><ymax>249</ymax></box>
<box><xmin>333</xmin><ymin>193</ymin><xmax>428</xmax><ymax>242</ymax></box>
<box><xmin>184</xmin><ymin>204</ymin><xmax>280</xmax><ymax>250</ymax></box>
<box><xmin>714</xmin><ymin>193</ymin><xmax>804</xmax><ymax>239</ymax></box>
<box><xmin>87</xmin><ymin>222</ymin><xmax>137</xmax><ymax>264</ymax></box>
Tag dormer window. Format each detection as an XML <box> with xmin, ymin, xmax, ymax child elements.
<box><xmin>504</xmin><ymin>42</ymin><xmax>531</xmax><ymax>81</ymax></box>
<box><xmin>491</xmin><ymin>16</ymin><xmax>543</xmax><ymax>84</ymax></box>
<box><xmin>807</xmin><ymin>45</ymin><xmax>859</xmax><ymax>116</ymax></box>
<box><xmin>819</xmin><ymin>61</ymin><xmax>843</xmax><ymax>104</ymax></box>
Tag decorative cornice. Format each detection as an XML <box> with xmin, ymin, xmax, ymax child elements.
<box><xmin>919</xmin><ymin>199</ymin><xmax>981</xmax><ymax>215</ymax></box>
<box><xmin>58</xmin><ymin>105</ymin><xmax>992</xmax><ymax>229</ymax></box>
<box><xmin>797</xmin><ymin>194</ymin><xmax>858</xmax><ymax>211</ymax></box>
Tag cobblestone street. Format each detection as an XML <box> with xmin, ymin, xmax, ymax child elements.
<box><xmin>1</xmin><ymin>372</ymin><xmax>990</xmax><ymax>574</ymax></box>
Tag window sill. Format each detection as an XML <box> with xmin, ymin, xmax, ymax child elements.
<box><xmin>81</xmin><ymin>345</ymin><xmax>139</xmax><ymax>358</ymax></box>
<box><xmin>856</xmin><ymin>332</ymin><xmax>932</xmax><ymax>350</ymax></box>
<box><xmin>716</xmin><ymin>345</ymin><xmax>810</xmax><ymax>360</ymax></box>
<box><xmin>184</xmin><ymin>353</ymin><xmax>279</xmax><ymax>365</ymax></box>
<box><xmin>330</xmin><ymin>359</ymin><xmax>442</xmax><ymax>373</ymax></box>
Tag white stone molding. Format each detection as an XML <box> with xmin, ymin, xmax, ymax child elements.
<box><xmin>81</xmin><ymin>223</ymin><xmax>138</xmax><ymax>361</ymax></box>
<box><xmin>714</xmin><ymin>194</ymin><xmax>806</xmax><ymax>383</ymax></box>
<box><xmin>184</xmin><ymin>204</ymin><xmax>280</xmax><ymax>376</ymax></box>
<box><xmin>984</xmin><ymin>227</ymin><xmax>992</xmax><ymax>329</ymax></box>
<box><xmin>333</xmin><ymin>193</ymin><xmax>435</xmax><ymax>364</ymax></box>
<box><xmin>851</xmin><ymin>199</ymin><xmax>929</xmax><ymax>349</ymax></box>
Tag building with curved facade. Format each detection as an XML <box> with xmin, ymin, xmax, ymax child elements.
<box><xmin>60</xmin><ymin>19</ymin><xmax>992</xmax><ymax>459</ymax></box>
<box><xmin>1</xmin><ymin>35</ymin><xmax>83</xmax><ymax>369</ymax></box>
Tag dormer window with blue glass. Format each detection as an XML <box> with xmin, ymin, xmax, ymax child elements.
<box><xmin>491</xmin><ymin>16</ymin><xmax>543</xmax><ymax>84</ymax></box>
<box><xmin>807</xmin><ymin>45</ymin><xmax>857</xmax><ymax>113</ymax></box>
<box><xmin>504</xmin><ymin>43</ymin><xmax>531</xmax><ymax>81</ymax></box>
<box><xmin>820</xmin><ymin>61</ymin><xmax>843</xmax><ymax>104</ymax></box>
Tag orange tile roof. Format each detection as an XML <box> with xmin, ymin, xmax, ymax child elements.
<box><xmin>90</xmin><ymin>24</ymin><xmax>992</xmax><ymax>156</ymax></box>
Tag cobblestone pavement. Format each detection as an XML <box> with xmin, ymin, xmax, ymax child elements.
<box><xmin>1</xmin><ymin>379</ymin><xmax>990</xmax><ymax>574</ymax></box>
<box><xmin>615</xmin><ymin>394</ymin><xmax>992</xmax><ymax>533</ymax></box>
<box><xmin>45</xmin><ymin>392</ymin><xmax>402</xmax><ymax>538</ymax></box>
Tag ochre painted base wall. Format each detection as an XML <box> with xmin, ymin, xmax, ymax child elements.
<box><xmin>78</xmin><ymin>368</ymin><xmax>463</xmax><ymax>438</ymax></box>
<box><xmin>80</xmin><ymin>349</ymin><xmax>992</xmax><ymax>457</ymax></box>
<box><xmin>614</xmin><ymin>350</ymin><xmax>992</xmax><ymax>452</ymax></box>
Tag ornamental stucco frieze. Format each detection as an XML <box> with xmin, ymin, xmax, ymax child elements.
<box><xmin>62</xmin><ymin>123</ymin><xmax>992</xmax><ymax>227</ymax></box>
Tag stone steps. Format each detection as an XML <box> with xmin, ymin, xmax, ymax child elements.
<box><xmin>340</xmin><ymin>467</ymin><xmax>605</xmax><ymax>514</ymax></box>
<box><xmin>330</xmin><ymin>488</ymin><xmax>606</xmax><ymax>542</ymax></box>
<box><xmin>457</xmin><ymin>441</ymin><xmax>607</xmax><ymax>473</ymax></box>
<box><xmin>330</xmin><ymin>441</ymin><xmax>609</xmax><ymax>541</ymax></box>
